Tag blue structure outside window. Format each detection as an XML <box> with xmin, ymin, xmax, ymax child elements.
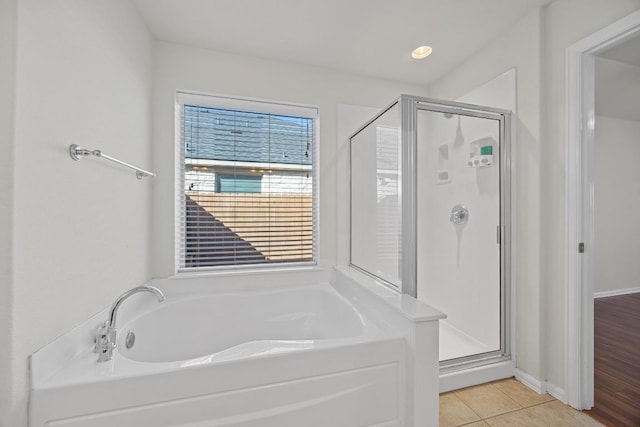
<box><xmin>216</xmin><ymin>174</ymin><xmax>262</xmax><ymax>193</ymax></box>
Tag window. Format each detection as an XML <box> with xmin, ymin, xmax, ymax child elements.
<box><xmin>176</xmin><ymin>93</ymin><xmax>317</xmax><ymax>270</ymax></box>
<box><xmin>216</xmin><ymin>174</ymin><xmax>262</xmax><ymax>194</ymax></box>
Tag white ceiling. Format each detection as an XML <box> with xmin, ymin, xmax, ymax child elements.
<box><xmin>133</xmin><ymin>0</ymin><xmax>551</xmax><ymax>86</ymax></box>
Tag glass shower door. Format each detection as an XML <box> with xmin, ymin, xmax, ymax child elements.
<box><xmin>415</xmin><ymin>104</ymin><xmax>507</xmax><ymax>366</ymax></box>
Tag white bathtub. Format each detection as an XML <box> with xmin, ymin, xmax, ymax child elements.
<box><xmin>121</xmin><ymin>285</ymin><xmax>372</xmax><ymax>364</ymax></box>
<box><xmin>30</xmin><ymin>268</ymin><xmax>444</xmax><ymax>427</ymax></box>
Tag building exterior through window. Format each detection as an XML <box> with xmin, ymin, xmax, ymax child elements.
<box><xmin>177</xmin><ymin>95</ymin><xmax>317</xmax><ymax>270</ymax></box>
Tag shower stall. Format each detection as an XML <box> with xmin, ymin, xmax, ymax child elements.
<box><xmin>349</xmin><ymin>95</ymin><xmax>511</xmax><ymax>378</ymax></box>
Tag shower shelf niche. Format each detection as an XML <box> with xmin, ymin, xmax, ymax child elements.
<box><xmin>437</xmin><ymin>143</ymin><xmax>451</xmax><ymax>184</ymax></box>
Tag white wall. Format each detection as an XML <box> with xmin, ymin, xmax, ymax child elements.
<box><xmin>151</xmin><ymin>42</ymin><xmax>428</xmax><ymax>278</ymax></box>
<box><xmin>427</xmin><ymin>9</ymin><xmax>544</xmax><ymax>382</ymax></box>
<box><xmin>0</xmin><ymin>0</ymin><xmax>17</xmax><ymax>423</ymax></box>
<box><xmin>5</xmin><ymin>1</ymin><xmax>154</xmax><ymax>425</ymax></box>
<box><xmin>594</xmin><ymin>116</ymin><xmax>640</xmax><ymax>293</ymax></box>
<box><xmin>185</xmin><ymin>170</ymin><xmax>312</xmax><ymax>194</ymax></box>
<box><xmin>595</xmin><ymin>56</ymin><xmax>640</xmax><ymax>121</ymax></box>
<box><xmin>594</xmin><ymin>56</ymin><xmax>640</xmax><ymax>294</ymax></box>
<box><xmin>541</xmin><ymin>0</ymin><xmax>640</xmax><ymax>393</ymax></box>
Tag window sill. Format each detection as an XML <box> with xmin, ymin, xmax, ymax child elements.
<box><xmin>169</xmin><ymin>263</ymin><xmax>322</xmax><ymax>280</ymax></box>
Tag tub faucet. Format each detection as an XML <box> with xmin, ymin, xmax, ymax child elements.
<box><xmin>94</xmin><ymin>285</ymin><xmax>165</xmax><ymax>362</ymax></box>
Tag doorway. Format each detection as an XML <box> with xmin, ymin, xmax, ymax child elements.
<box><xmin>565</xmin><ymin>8</ymin><xmax>640</xmax><ymax>413</ymax></box>
<box><xmin>588</xmin><ymin>34</ymin><xmax>640</xmax><ymax>425</ymax></box>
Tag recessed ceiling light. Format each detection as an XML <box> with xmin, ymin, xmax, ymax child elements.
<box><xmin>411</xmin><ymin>45</ymin><xmax>433</xmax><ymax>59</ymax></box>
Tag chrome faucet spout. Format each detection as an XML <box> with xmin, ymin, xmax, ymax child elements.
<box><xmin>108</xmin><ymin>285</ymin><xmax>165</xmax><ymax>330</ymax></box>
<box><xmin>95</xmin><ymin>285</ymin><xmax>165</xmax><ymax>362</ymax></box>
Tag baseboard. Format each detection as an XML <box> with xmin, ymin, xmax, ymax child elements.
<box><xmin>513</xmin><ymin>369</ymin><xmax>568</xmax><ymax>403</ymax></box>
<box><xmin>513</xmin><ymin>368</ymin><xmax>545</xmax><ymax>393</ymax></box>
<box><xmin>594</xmin><ymin>286</ymin><xmax>640</xmax><ymax>299</ymax></box>
<box><xmin>545</xmin><ymin>381</ymin><xmax>567</xmax><ymax>403</ymax></box>
<box><xmin>442</xmin><ymin>364</ymin><xmax>569</xmax><ymax>403</ymax></box>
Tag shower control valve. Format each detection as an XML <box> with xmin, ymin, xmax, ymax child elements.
<box><xmin>450</xmin><ymin>205</ymin><xmax>469</xmax><ymax>225</ymax></box>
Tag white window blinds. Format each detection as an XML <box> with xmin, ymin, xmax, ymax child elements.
<box><xmin>177</xmin><ymin>93</ymin><xmax>317</xmax><ymax>270</ymax></box>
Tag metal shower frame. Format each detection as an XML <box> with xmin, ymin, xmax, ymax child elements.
<box><xmin>348</xmin><ymin>94</ymin><xmax>513</xmax><ymax>370</ymax></box>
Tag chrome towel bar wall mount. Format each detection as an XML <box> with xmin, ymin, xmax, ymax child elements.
<box><xmin>69</xmin><ymin>144</ymin><xmax>156</xmax><ymax>180</ymax></box>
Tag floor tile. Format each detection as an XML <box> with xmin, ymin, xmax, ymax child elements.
<box><xmin>462</xmin><ymin>422</ymin><xmax>490</xmax><ymax>426</ymax></box>
<box><xmin>454</xmin><ymin>383</ymin><xmax>522</xmax><ymax>418</ymax></box>
<box><xmin>527</xmin><ymin>401</ymin><xmax>603</xmax><ymax>426</ymax></box>
<box><xmin>439</xmin><ymin>392</ymin><xmax>482</xmax><ymax>427</ymax></box>
<box><xmin>484</xmin><ymin>409</ymin><xmax>546</xmax><ymax>427</ymax></box>
<box><xmin>492</xmin><ymin>378</ymin><xmax>555</xmax><ymax>407</ymax></box>
<box><xmin>485</xmin><ymin>401</ymin><xmax>604</xmax><ymax>427</ymax></box>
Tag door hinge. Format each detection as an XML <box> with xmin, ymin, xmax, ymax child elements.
<box><xmin>578</xmin><ymin>242</ymin><xmax>585</xmax><ymax>253</ymax></box>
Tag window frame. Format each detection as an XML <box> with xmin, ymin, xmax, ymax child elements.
<box><xmin>174</xmin><ymin>91</ymin><xmax>320</xmax><ymax>274</ymax></box>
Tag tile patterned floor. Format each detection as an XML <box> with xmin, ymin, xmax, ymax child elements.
<box><xmin>440</xmin><ymin>378</ymin><xmax>604</xmax><ymax>426</ymax></box>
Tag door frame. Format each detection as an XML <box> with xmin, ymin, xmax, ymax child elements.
<box><xmin>565</xmin><ymin>9</ymin><xmax>640</xmax><ymax>410</ymax></box>
<box><xmin>402</xmin><ymin>96</ymin><xmax>513</xmax><ymax>370</ymax></box>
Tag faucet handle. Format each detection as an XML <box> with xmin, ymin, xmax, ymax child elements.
<box><xmin>93</xmin><ymin>321</ymin><xmax>116</xmax><ymax>353</ymax></box>
<box><xmin>93</xmin><ymin>321</ymin><xmax>108</xmax><ymax>353</ymax></box>
<box><xmin>94</xmin><ymin>323</ymin><xmax>117</xmax><ymax>362</ymax></box>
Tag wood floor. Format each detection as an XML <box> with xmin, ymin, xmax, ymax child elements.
<box><xmin>588</xmin><ymin>293</ymin><xmax>640</xmax><ymax>426</ymax></box>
